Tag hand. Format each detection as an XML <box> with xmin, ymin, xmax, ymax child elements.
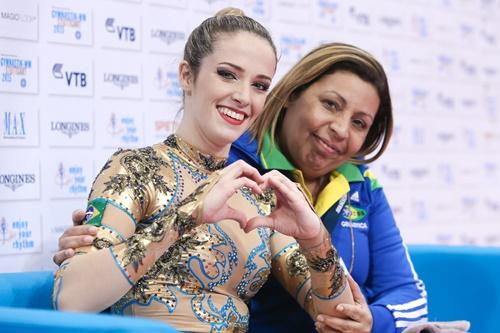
<box><xmin>244</xmin><ymin>170</ymin><xmax>321</xmax><ymax>240</ymax></box>
<box><xmin>199</xmin><ymin>160</ymin><xmax>264</xmax><ymax>228</ymax></box>
<box><xmin>52</xmin><ymin>209</ymin><xmax>97</xmax><ymax>265</ymax></box>
<box><xmin>315</xmin><ymin>274</ymin><xmax>373</xmax><ymax>333</ymax></box>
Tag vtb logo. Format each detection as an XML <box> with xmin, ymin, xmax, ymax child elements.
<box><xmin>52</xmin><ymin>63</ymin><xmax>87</xmax><ymax>87</ymax></box>
<box><xmin>105</xmin><ymin>18</ymin><xmax>136</xmax><ymax>41</ymax></box>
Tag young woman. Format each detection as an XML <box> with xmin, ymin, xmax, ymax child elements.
<box><xmin>52</xmin><ymin>9</ymin><xmax>353</xmax><ymax>333</ymax></box>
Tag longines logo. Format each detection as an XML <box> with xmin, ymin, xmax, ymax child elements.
<box><xmin>0</xmin><ymin>11</ymin><xmax>37</xmax><ymax>23</ymax></box>
<box><xmin>50</xmin><ymin>121</ymin><xmax>90</xmax><ymax>138</ymax></box>
<box><xmin>151</xmin><ymin>29</ymin><xmax>184</xmax><ymax>45</ymax></box>
<box><xmin>52</xmin><ymin>63</ymin><xmax>87</xmax><ymax>87</ymax></box>
<box><xmin>103</xmin><ymin>73</ymin><xmax>139</xmax><ymax>90</ymax></box>
<box><xmin>0</xmin><ymin>173</ymin><xmax>36</xmax><ymax>191</ymax></box>
<box><xmin>105</xmin><ymin>17</ymin><xmax>136</xmax><ymax>42</ymax></box>
<box><xmin>3</xmin><ymin>111</ymin><xmax>26</xmax><ymax>139</ymax></box>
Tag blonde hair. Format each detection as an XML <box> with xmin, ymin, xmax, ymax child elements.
<box><xmin>250</xmin><ymin>42</ymin><xmax>393</xmax><ymax>164</ymax></box>
<box><xmin>183</xmin><ymin>7</ymin><xmax>276</xmax><ymax>80</ymax></box>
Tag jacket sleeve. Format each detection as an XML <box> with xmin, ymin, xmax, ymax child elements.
<box><xmin>366</xmin><ymin>186</ymin><xmax>428</xmax><ymax>333</ymax></box>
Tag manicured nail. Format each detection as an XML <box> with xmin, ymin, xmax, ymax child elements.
<box><xmin>337</xmin><ymin>305</ymin><xmax>344</xmax><ymax>312</ymax></box>
<box><xmin>88</xmin><ymin>226</ymin><xmax>97</xmax><ymax>233</ymax></box>
<box><xmin>84</xmin><ymin>236</ymin><xmax>94</xmax><ymax>243</ymax></box>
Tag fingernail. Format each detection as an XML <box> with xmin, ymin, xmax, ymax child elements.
<box><xmin>316</xmin><ymin>315</ymin><xmax>324</xmax><ymax>322</ymax></box>
<box><xmin>337</xmin><ymin>305</ymin><xmax>344</xmax><ymax>312</ymax></box>
<box><xmin>65</xmin><ymin>249</ymin><xmax>73</xmax><ymax>256</ymax></box>
<box><xmin>84</xmin><ymin>236</ymin><xmax>94</xmax><ymax>243</ymax></box>
<box><xmin>88</xmin><ymin>226</ymin><xmax>97</xmax><ymax>233</ymax></box>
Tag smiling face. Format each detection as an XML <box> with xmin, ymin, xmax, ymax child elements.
<box><xmin>279</xmin><ymin>71</ymin><xmax>380</xmax><ymax>181</ymax></box>
<box><xmin>178</xmin><ymin>31</ymin><xmax>276</xmax><ymax>156</ymax></box>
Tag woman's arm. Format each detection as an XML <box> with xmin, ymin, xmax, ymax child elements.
<box><xmin>364</xmin><ymin>187</ymin><xmax>427</xmax><ymax>333</ymax></box>
<box><xmin>53</xmin><ymin>149</ymin><xmax>206</xmax><ymax>312</ymax></box>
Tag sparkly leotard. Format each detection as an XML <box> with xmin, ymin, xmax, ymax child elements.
<box><xmin>53</xmin><ymin>135</ymin><xmax>342</xmax><ymax>332</ymax></box>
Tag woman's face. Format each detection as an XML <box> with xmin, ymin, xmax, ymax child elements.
<box><xmin>181</xmin><ymin>31</ymin><xmax>276</xmax><ymax>153</ymax></box>
<box><xmin>280</xmin><ymin>71</ymin><xmax>380</xmax><ymax>181</ymax></box>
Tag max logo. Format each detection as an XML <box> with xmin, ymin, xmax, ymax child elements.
<box><xmin>52</xmin><ymin>63</ymin><xmax>87</xmax><ymax>87</ymax></box>
<box><xmin>105</xmin><ymin>18</ymin><xmax>135</xmax><ymax>41</ymax></box>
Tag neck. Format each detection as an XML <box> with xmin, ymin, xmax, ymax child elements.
<box><xmin>304</xmin><ymin>175</ymin><xmax>329</xmax><ymax>202</ymax></box>
<box><xmin>175</xmin><ymin>118</ymin><xmax>230</xmax><ymax>158</ymax></box>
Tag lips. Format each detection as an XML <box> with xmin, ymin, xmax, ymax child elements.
<box><xmin>313</xmin><ymin>134</ymin><xmax>342</xmax><ymax>155</ymax></box>
<box><xmin>217</xmin><ymin>106</ymin><xmax>248</xmax><ymax>125</ymax></box>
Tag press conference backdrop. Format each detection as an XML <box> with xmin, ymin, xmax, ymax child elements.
<box><xmin>0</xmin><ymin>0</ymin><xmax>499</xmax><ymax>273</ymax></box>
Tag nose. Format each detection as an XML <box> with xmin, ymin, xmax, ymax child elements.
<box><xmin>329</xmin><ymin>114</ymin><xmax>349</xmax><ymax>140</ymax></box>
<box><xmin>231</xmin><ymin>83</ymin><xmax>250</xmax><ymax>107</ymax></box>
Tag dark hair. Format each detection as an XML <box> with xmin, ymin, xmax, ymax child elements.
<box><xmin>252</xmin><ymin>42</ymin><xmax>393</xmax><ymax>164</ymax></box>
<box><xmin>183</xmin><ymin>7</ymin><xmax>277</xmax><ymax>80</ymax></box>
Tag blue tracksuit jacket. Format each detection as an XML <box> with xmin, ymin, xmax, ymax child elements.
<box><xmin>228</xmin><ymin>132</ymin><xmax>428</xmax><ymax>333</ymax></box>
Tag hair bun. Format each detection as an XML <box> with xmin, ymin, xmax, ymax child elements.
<box><xmin>215</xmin><ymin>7</ymin><xmax>246</xmax><ymax>17</ymax></box>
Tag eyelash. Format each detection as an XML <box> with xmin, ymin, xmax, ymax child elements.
<box><xmin>352</xmin><ymin>119</ymin><xmax>367</xmax><ymax>129</ymax></box>
<box><xmin>217</xmin><ymin>68</ymin><xmax>269</xmax><ymax>92</ymax></box>
<box><xmin>217</xmin><ymin>68</ymin><xmax>237</xmax><ymax>80</ymax></box>
<box><xmin>253</xmin><ymin>82</ymin><xmax>269</xmax><ymax>92</ymax></box>
<box><xmin>322</xmin><ymin>99</ymin><xmax>368</xmax><ymax>129</ymax></box>
<box><xmin>322</xmin><ymin>99</ymin><xmax>339</xmax><ymax>112</ymax></box>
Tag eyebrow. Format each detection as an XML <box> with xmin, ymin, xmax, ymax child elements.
<box><xmin>218</xmin><ymin>62</ymin><xmax>272</xmax><ymax>81</ymax></box>
<box><xmin>325</xmin><ymin>90</ymin><xmax>374</xmax><ymax>120</ymax></box>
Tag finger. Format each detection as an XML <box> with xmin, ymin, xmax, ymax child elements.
<box><xmin>58</xmin><ymin>235</ymin><xmax>94</xmax><ymax>251</ymax></box>
<box><xmin>337</xmin><ymin>303</ymin><xmax>363</xmax><ymax>322</ymax></box>
<box><xmin>317</xmin><ymin>315</ymin><xmax>356</xmax><ymax>332</ymax></box>
<box><xmin>266</xmin><ymin>176</ymin><xmax>304</xmax><ymax>206</ymax></box>
<box><xmin>72</xmin><ymin>209</ymin><xmax>86</xmax><ymax>226</ymax></box>
<box><xmin>231</xmin><ymin>177</ymin><xmax>263</xmax><ymax>195</ymax></box>
<box><xmin>217</xmin><ymin>206</ymin><xmax>248</xmax><ymax>228</ymax></box>
<box><xmin>244</xmin><ymin>216</ymin><xmax>275</xmax><ymax>232</ymax></box>
<box><xmin>53</xmin><ymin>249</ymin><xmax>75</xmax><ymax>266</ymax></box>
<box><xmin>315</xmin><ymin>321</ymin><xmax>341</xmax><ymax>333</ymax></box>
<box><xmin>266</xmin><ymin>175</ymin><xmax>295</xmax><ymax>197</ymax></box>
<box><xmin>61</xmin><ymin>225</ymin><xmax>98</xmax><ymax>237</ymax></box>
<box><xmin>346</xmin><ymin>274</ymin><xmax>367</xmax><ymax>305</ymax></box>
<box><xmin>223</xmin><ymin>160</ymin><xmax>264</xmax><ymax>183</ymax></box>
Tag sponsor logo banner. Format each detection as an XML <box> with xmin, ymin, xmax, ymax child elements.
<box><xmin>0</xmin><ymin>159</ymin><xmax>40</xmax><ymax>201</ymax></box>
<box><xmin>47</xmin><ymin>4</ymin><xmax>92</xmax><ymax>45</ymax></box>
<box><xmin>146</xmin><ymin>55</ymin><xmax>181</xmax><ymax>101</ymax></box>
<box><xmin>0</xmin><ymin>53</ymin><xmax>38</xmax><ymax>94</ymax></box>
<box><xmin>0</xmin><ymin>0</ymin><xmax>38</xmax><ymax>41</ymax></box>
<box><xmin>48</xmin><ymin>159</ymin><xmax>92</xmax><ymax>199</ymax></box>
<box><xmin>96</xmin><ymin>107</ymin><xmax>144</xmax><ymax>148</ymax></box>
<box><xmin>97</xmin><ymin>9</ymin><xmax>141</xmax><ymax>51</ymax></box>
<box><xmin>146</xmin><ymin>7</ymin><xmax>186</xmax><ymax>54</ymax></box>
<box><xmin>0</xmin><ymin>212</ymin><xmax>41</xmax><ymax>255</ymax></box>
<box><xmin>96</xmin><ymin>58</ymin><xmax>142</xmax><ymax>99</ymax></box>
<box><xmin>145</xmin><ymin>102</ymin><xmax>179</xmax><ymax>144</ymax></box>
<box><xmin>47</xmin><ymin>59</ymin><xmax>93</xmax><ymax>96</ymax></box>
<box><xmin>45</xmin><ymin>100</ymin><xmax>93</xmax><ymax>147</ymax></box>
<box><xmin>0</xmin><ymin>107</ymin><xmax>39</xmax><ymax>147</ymax></box>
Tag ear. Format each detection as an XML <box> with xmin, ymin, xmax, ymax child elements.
<box><xmin>179</xmin><ymin>60</ymin><xmax>193</xmax><ymax>95</ymax></box>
